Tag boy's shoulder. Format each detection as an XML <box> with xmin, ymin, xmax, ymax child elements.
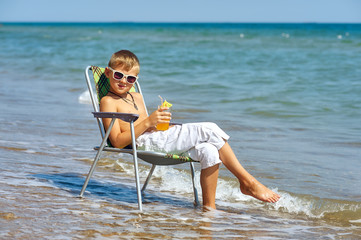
<box><xmin>100</xmin><ymin>95</ymin><xmax>120</xmax><ymax>111</ymax></box>
<box><xmin>100</xmin><ymin>95</ymin><xmax>115</xmax><ymax>105</ymax></box>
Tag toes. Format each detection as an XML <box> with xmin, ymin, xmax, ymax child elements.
<box><xmin>266</xmin><ymin>193</ymin><xmax>280</xmax><ymax>203</ymax></box>
<box><xmin>268</xmin><ymin>197</ymin><xmax>276</xmax><ymax>203</ymax></box>
<box><xmin>270</xmin><ymin>194</ymin><xmax>280</xmax><ymax>203</ymax></box>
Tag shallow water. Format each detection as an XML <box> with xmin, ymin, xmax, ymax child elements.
<box><xmin>0</xmin><ymin>23</ymin><xmax>360</xmax><ymax>239</ymax></box>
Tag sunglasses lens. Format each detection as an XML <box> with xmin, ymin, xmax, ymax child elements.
<box><xmin>127</xmin><ymin>76</ymin><xmax>137</xmax><ymax>83</ymax></box>
<box><xmin>113</xmin><ymin>71</ymin><xmax>124</xmax><ymax>80</ymax></box>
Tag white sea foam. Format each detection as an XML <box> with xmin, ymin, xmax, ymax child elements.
<box><xmin>115</xmin><ymin>159</ymin><xmax>138</xmax><ymax>175</ymax></box>
<box><xmin>78</xmin><ymin>90</ymin><xmax>95</xmax><ymax>104</ymax></box>
<box><xmin>282</xmin><ymin>32</ymin><xmax>290</xmax><ymax>38</ymax></box>
<box><xmin>270</xmin><ymin>191</ymin><xmax>317</xmax><ymax>217</ymax></box>
<box><xmin>93</xmin><ymin>158</ymin><xmax>361</xmax><ymax>222</ymax></box>
<box><xmin>0</xmin><ymin>171</ymin><xmax>55</xmax><ymax>188</ymax></box>
<box><xmin>150</xmin><ymin>165</ymin><xmax>197</xmax><ymax>194</ymax></box>
<box><xmin>349</xmin><ymin>219</ymin><xmax>361</xmax><ymax>223</ymax></box>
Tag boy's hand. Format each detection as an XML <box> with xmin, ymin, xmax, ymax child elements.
<box><xmin>147</xmin><ymin>108</ymin><xmax>172</xmax><ymax>128</ymax></box>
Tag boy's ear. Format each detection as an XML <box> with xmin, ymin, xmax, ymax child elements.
<box><xmin>104</xmin><ymin>67</ymin><xmax>110</xmax><ymax>78</ymax></box>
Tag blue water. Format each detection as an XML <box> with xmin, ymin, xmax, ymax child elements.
<box><xmin>1</xmin><ymin>23</ymin><xmax>361</xmax><ymax>238</ymax></box>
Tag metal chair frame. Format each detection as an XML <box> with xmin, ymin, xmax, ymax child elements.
<box><xmin>79</xmin><ymin>66</ymin><xmax>199</xmax><ymax>211</ymax></box>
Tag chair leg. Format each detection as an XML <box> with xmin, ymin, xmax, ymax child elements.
<box><xmin>130</xmin><ymin>121</ymin><xmax>143</xmax><ymax>212</ymax></box>
<box><xmin>142</xmin><ymin>164</ymin><xmax>156</xmax><ymax>193</ymax></box>
<box><xmin>79</xmin><ymin>149</ymin><xmax>102</xmax><ymax>197</ymax></box>
<box><xmin>190</xmin><ymin>162</ymin><xmax>200</xmax><ymax>206</ymax></box>
<box><xmin>79</xmin><ymin>118</ymin><xmax>116</xmax><ymax>198</ymax></box>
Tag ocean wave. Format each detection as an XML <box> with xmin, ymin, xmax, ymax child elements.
<box><xmin>93</xmin><ymin>156</ymin><xmax>361</xmax><ymax>224</ymax></box>
<box><xmin>78</xmin><ymin>90</ymin><xmax>95</xmax><ymax>105</ymax></box>
<box><xmin>270</xmin><ymin>192</ymin><xmax>361</xmax><ymax>222</ymax></box>
<box><xmin>248</xmin><ymin>110</ymin><xmax>309</xmax><ymax>118</ymax></box>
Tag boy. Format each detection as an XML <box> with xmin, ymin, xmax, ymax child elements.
<box><xmin>100</xmin><ymin>50</ymin><xmax>280</xmax><ymax>209</ymax></box>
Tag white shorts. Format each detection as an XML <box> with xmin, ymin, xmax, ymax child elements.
<box><xmin>136</xmin><ymin>122</ymin><xmax>230</xmax><ymax>169</ymax></box>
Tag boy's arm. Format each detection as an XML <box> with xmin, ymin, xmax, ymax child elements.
<box><xmin>100</xmin><ymin>96</ymin><xmax>149</xmax><ymax>149</ymax></box>
<box><xmin>100</xmin><ymin>95</ymin><xmax>171</xmax><ymax>149</ymax></box>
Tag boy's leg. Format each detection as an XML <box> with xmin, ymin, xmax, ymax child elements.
<box><xmin>219</xmin><ymin>142</ymin><xmax>280</xmax><ymax>203</ymax></box>
<box><xmin>200</xmin><ymin>164</ymin><xmax>220</xmax><ymax>209</ymax></box>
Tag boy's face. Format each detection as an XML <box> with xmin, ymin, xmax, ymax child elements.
<box><xmin>105</xmin><ymin>66</ymin><xmax>139</xmax><ymax>95</ymax></box>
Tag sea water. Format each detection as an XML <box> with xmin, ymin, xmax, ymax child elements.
<box><xmin>0</xmin><ymin>22</ymin><xmax>360</xmax><ymax>239</ymax></box>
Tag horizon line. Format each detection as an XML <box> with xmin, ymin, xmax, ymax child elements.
<box><xmin>1</xmin><ymin>21</ymin><xmax>361</xmax><ymax>25</ymax></box>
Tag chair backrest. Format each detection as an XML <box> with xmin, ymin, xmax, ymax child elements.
<box><xmin>85</xmin><ymin>66</ymin><xmax>147</xmax><ymax>139</ymax></box>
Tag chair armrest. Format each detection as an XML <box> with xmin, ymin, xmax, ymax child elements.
<box><xmin>92</xmin><ymin>112</ymin><xmax>139</xmax><ymax>122</ymax></box>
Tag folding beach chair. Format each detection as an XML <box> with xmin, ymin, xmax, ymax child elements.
<box><xmin>79</xmin><ymin>66</ymin><xmax>200</xmax><ymax>211</ymax></box>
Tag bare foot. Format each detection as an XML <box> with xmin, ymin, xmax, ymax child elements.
<box><xmin>240</xmin><ymin>178</ymin><xmax>280</xmax><ymax>203</ymax></box>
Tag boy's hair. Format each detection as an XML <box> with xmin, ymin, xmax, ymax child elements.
<box><xmin>108</xmin><ymin>50</ymin><xmax>140</xmax><ymax>73</ymax></box>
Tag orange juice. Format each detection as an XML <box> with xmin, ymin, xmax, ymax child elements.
<box><xmin>156</xmin><ymin>95</ymin><xmax>172</xmax><ymax>131</ymax></box>
<box><xmin>156</xmin><ymin>122</ymin><xmax>170</xmax><ymax>131</ymax></box>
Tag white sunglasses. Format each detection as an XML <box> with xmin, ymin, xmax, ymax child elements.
<box><xmin>108</xmin><ymin>67</ymin><xmax>138</xmax><ymax>84</ymax></box>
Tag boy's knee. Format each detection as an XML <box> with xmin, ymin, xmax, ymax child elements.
<box><xmin>194</xmin><ymin>143</ymin><xmax>222</xmax><ymax>169</ymax></box>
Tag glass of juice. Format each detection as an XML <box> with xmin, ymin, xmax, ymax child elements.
<box><xmin>156</xmin><ymin>96</ymin><xmax>172</xmax><ymax>131</ymax></box>
<box><xmin>156</xmin><ymin>121</ymin><xmax>170</xmax><ymax>131</ymax></box>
